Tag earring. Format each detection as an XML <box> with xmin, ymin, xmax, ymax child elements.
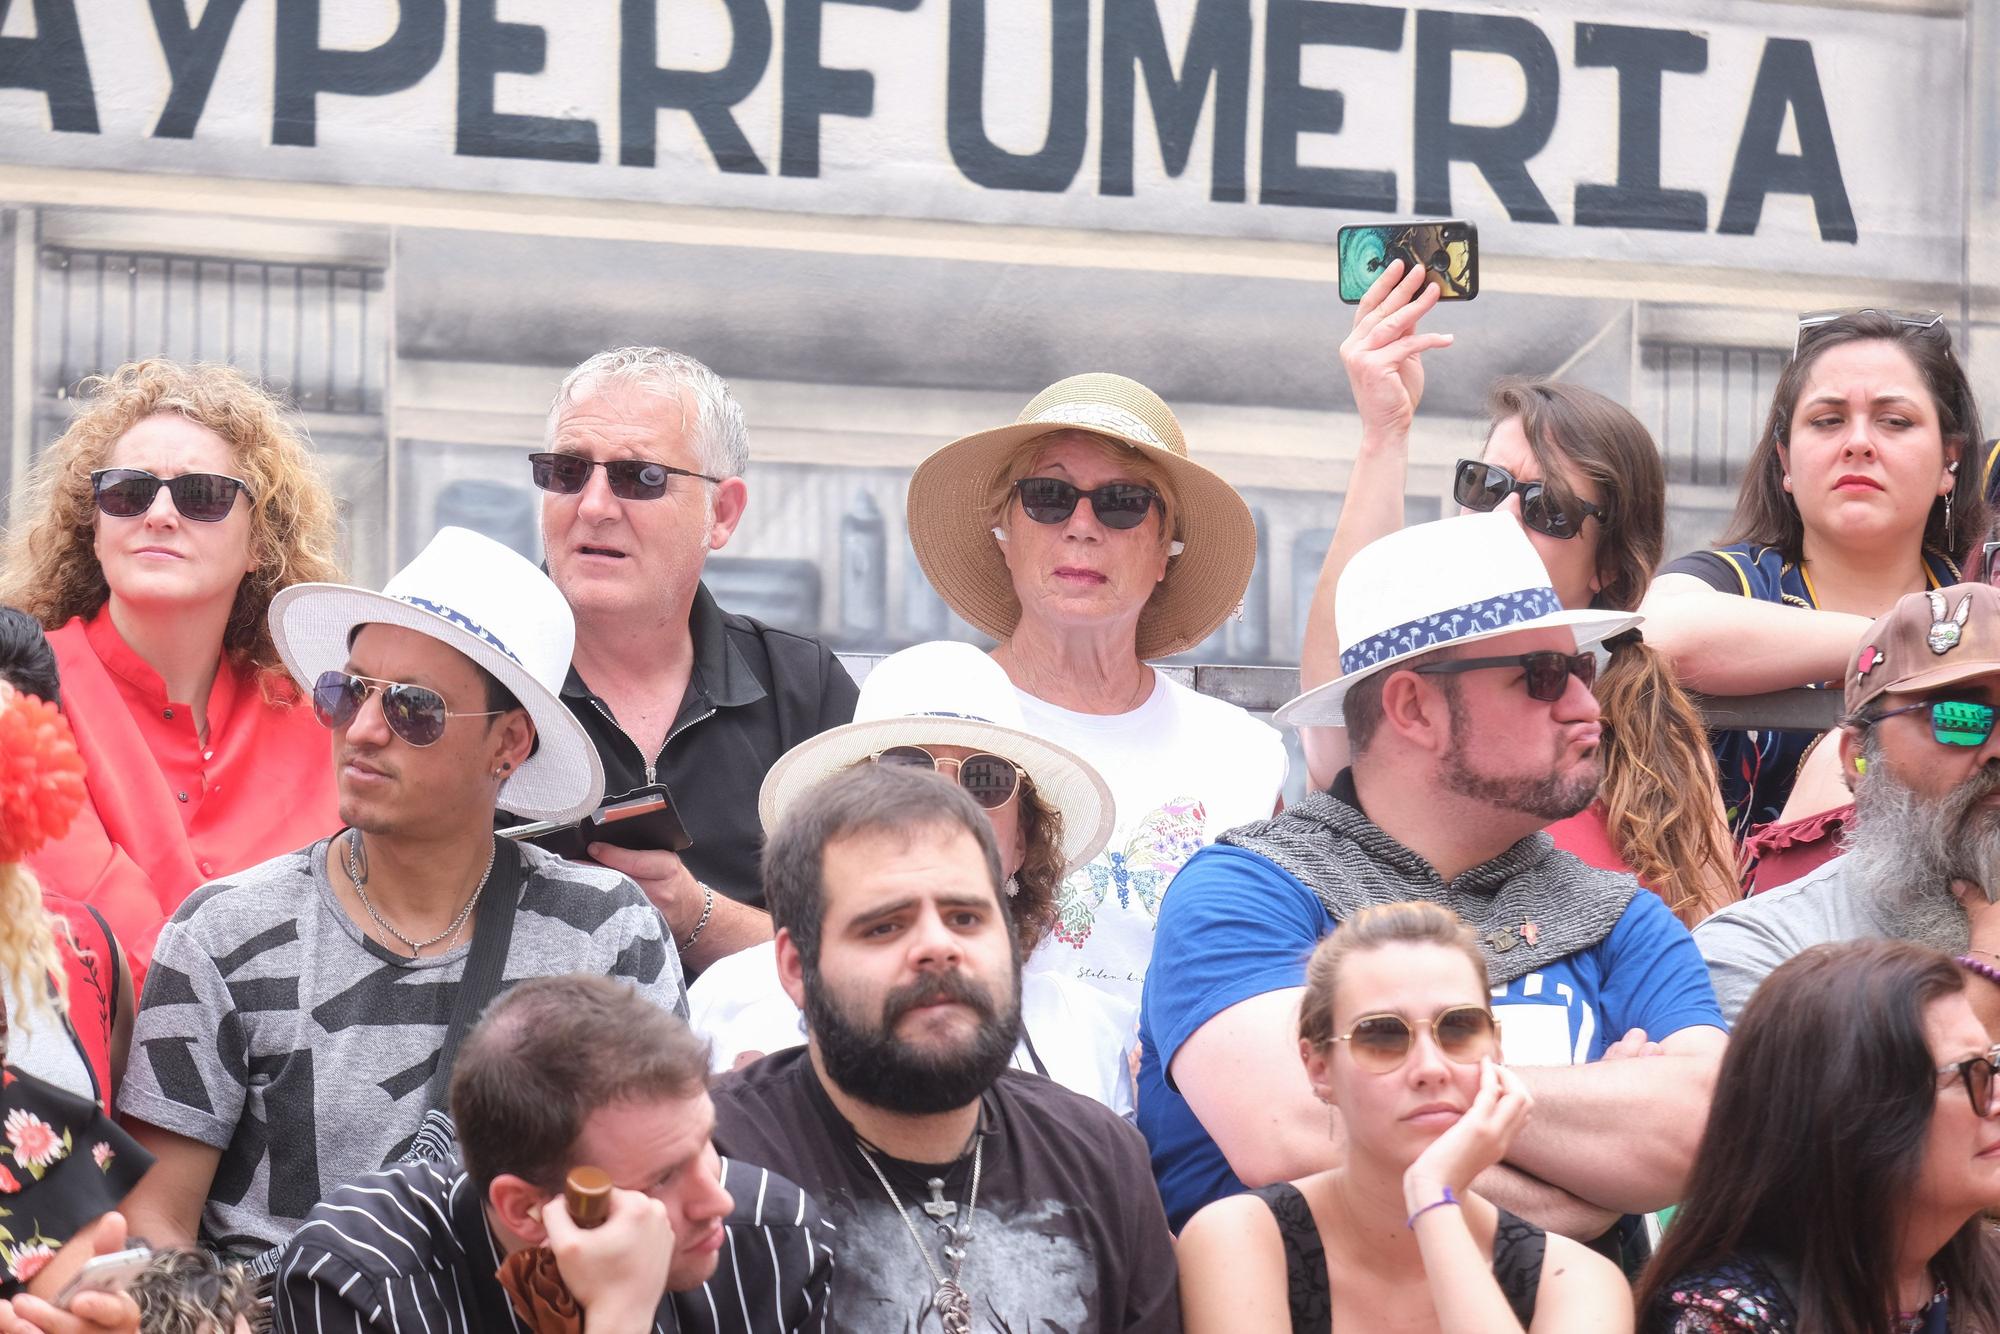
<box><xmin>1002</xmin><ymin>874</ymin><xmax>1020</xmax><ymax>899</ymax></box>
<box><xmin>991</xmin><ymin>526</ymin><xmax>1008</xmax><ymax>543</ymax></box>
<box><xmin>1946</xmin><ymin>488</ymin><xmax>1956</xmax><ymax>548</ymax></box>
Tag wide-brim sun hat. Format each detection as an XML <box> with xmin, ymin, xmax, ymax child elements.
<box><xmin>906</xmin><ymin>372</ymin><xmax>1258</xmax><ymax>660</ymax></box>
<box><xmin>759</xmin><ymin>640</ymin><xmax>1114</xmax><ymax>874</ymax></box>
<box><xmin>1276</xmin><ymin>511</ymin><xmax>1640</xmax><ymax>727</ymax></box>
<box><xmin>269</xmin><ymin>525</ymin><xmax>605</xmax><ymax>823</ymax></box>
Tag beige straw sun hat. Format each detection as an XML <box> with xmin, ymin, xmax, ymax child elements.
<box><xmin>905</xmin><ymin>373</ymin><xmax>1258</xmax><ymax>660</ymax></box>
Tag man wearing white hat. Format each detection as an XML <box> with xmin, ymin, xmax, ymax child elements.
<box><xmin>118</xmin><ymin>527</ymin><xmax>685</xmax><ymax>1258</ymax></box>
<box><xmin>1139</xmin><ymin>513</ymin><xmax>1726</xmax><ymax>1248</ymax></box>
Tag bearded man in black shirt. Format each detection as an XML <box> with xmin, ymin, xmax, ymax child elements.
<box><xmin>711</xmin><ymin>763</ymin><xmax>1179</xmax><ymax>1333</ymax></box>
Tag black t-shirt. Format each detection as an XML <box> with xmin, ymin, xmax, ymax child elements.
<box><xmin>710</xmin><ymin>1048</ymin><xmax>1181</xmax><ymax>1333</ymax></box>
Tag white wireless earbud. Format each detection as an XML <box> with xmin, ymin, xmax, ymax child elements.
<box><xmin>991</xmin><ymin>526</ymin><xmax>1008</xmax><ymax>543</ymax></box>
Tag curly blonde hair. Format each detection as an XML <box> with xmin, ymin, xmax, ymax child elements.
<box><xmin>0</xmin><ymin>360</ymin><xmax>342</xmax><ymax>694</ymax></box>
<box><xmin>0</xmin><ymin>863</ymin><xmax>68</xmax><ymax>1035</ymax></box>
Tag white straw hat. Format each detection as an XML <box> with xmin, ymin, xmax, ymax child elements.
<box><xmin>1276</xmin><ymin>511</ymin><xmax>1640</xmax><ymax>727</ymax></box>
<box><xmin>758</xmin><ymin>641</ymin><xmax>1114</xmax><ymax>874</ymax></box>
<box><xmin>268</xmin><ymin>526</ymin><xmax>605</xmax><ymax>823</ymax></box>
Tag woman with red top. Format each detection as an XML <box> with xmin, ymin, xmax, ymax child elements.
<box><xmin>1294</xmin><ymin>262</ymin><xmax>1738</xmax><ymax>927</ymax></box>
<box><xmin>0</xmin><ymin>360</ymin><xmax>342</xmax><ymax>975</ymax></box>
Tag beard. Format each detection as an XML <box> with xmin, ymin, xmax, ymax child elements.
<box><xmin>1436</xmin><ymin>686</ymin><xmax>1603</xmax><ymax>822</ymax></box>
<box><xmin>1844</xmin><ymin>755</ymin><xmax>2000</xmax><ymax>952</ymax></box>
<box><xmin>804</xmin><ymin>965</ymin><xmax>1024</xmax><ymax>1116</ymax></box>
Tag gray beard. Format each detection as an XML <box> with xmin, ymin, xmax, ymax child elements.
<box><xmin>1844</xmin><ymin>762</ymin><xmax>2000</xmax><ymax>953</ymax></box>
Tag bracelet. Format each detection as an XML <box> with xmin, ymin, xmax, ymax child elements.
<box><xmin>680</xmin><ymin>883</ymin><xmax>716</xmax><ymax>952</ymax></box>
<box><xmin>1405</xmin><ymin>1186</ymin><xmax>1460</xmax><ymax>1229</ymax></box>
<box><xmin>1958</xmin><ymin>955</ymin><xmax>2000</xmax><ymax>987</ymax></box>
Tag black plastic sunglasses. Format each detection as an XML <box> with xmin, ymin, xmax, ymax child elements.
<box><xmin>311</xmin><ymin>671</ymin><xmax>503</xmax><ymax>748</ymax></box>
<box><xmin>1013</xmin><ymin>477</ymin><xmax>1162</xmax><ymax>530</ymax></box>
<box><xmin>1412</xmin><ymin>650</ymin><xmax>1598</xmax><ymax>703</ymax></box>
<box><xmin>529</xmin><ymin>452</ymin><xmax>722</xmax><ymax>501</ymax></box>
<box><xmin>870</xmin><ymin>745</ymin><xmax>1024</xmax><ymax>810</ymax></box>
<box><xmin>90</xmin><ymin>468</ymin><xmax>252</xmax><ymax>522</ymax></box>
<box><xmin>1454</xmin><ymin>460</ymin><xmax>1605</xmax><ymax>541</ymax></box>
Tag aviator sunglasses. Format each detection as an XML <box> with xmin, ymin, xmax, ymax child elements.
<box><xmin>1013</xmin><ymin>477</ymin><xmax>1163</xmax><ymax>531</ymax></box>
<box><xmin>312</xmin><ymin>671</ymin><xmax>504</xmax><ymax>748</ymax></box>
<box><xmin>1453</xmin><ymin>460</ymin><xmax>1606</xmax><ymax>541</ymax></box>
<box><xmin>91</xmin><ymin>468</ymin><xmax>252</xmax><ymax>523</ymax></box>
<box><xmin>529</xmin><ymin>452</ymin><xmax>723</xmax><ymax>502</ymax></box>
<box><xmin>1412</xmin><ymin>650</ymin><xmax>1597</xmax><ymax>703</ymax></box>
<box><xmin>870</xmin><ymin>745</ymin><xmax>1024</xmax><ymax>810</ymax></box>
<box><xmin>1332</xmin><ymin>1005</ymin><xmax>1498</xmax><ymax>1074</ymax></box>
<box><xmin>1939</xmin><ymin>1044</ymin><xmax>2000</xmax><ymax>1118</ymax></box>
<box><xmin>1866</xmin><ymin>698</ymin><xmax>1998</xmax><ymax>748</ymax></box>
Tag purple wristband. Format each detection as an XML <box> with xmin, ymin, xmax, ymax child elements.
<box><xmin>1958</xmin><ymin>955</ymin><xmax>2000</xmax><ymax>987</ymax></box>
<box><xmin>1405</xmin><ymin>1186</ymin><xmax>1460</xmax><ymax>1229</ymax></box>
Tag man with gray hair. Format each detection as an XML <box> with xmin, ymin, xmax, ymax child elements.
<box><xmin>532</xmin><ymin>347</ymin><xmax>859</xmax><ymax>975</ymax></box>
<box><xmin>1698</xmin><ymin>583</ymin><xmax>2000</xmax><ymax>1026</ymax></box>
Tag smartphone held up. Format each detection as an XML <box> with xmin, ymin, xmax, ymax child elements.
<box><xmin>1338</xmin><ymin>220</ymin><xmax>1479</xmax><ymax>303</ymax></box>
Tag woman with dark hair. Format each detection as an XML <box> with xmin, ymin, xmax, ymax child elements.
<box><xmin>0</xmin><ymin>359</ymin><xmax>344</xmax><ymax>975</ymax></box>
<box><xmin>1178</xmin><ymin>901</ymin><xmax>1631</xmax><ymax>1331</ymax></box>
<box><xmin>1294</xmin><ymin>261</ymin><xmax>1737</xmax><ymax>926</ymax></box>
<box><xmin>1642</xmin><ymin>311</ymin><xmax>1986</xmax><ymax>834</ymax></box>
<box><xmin>686</xmin><ymin>641</ymin><xmax>1137</xmax><ymax>1111</ymax></box>
<box><xmin>1637</xmin><ymin>938</ymin><xmax>2000</xmax><ymax>1331</ymax></box>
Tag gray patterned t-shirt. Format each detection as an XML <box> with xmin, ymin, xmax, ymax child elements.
<box><xmin>118</xmin><ymin>837</ymin><xmax>684</xmax><ymax>1254</ymax></box>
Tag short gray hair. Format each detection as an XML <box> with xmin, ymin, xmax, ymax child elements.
<box><xmin>547</xmin><ymin>347</ymin><xmax>750</xmax><ymax>479</ymax></box>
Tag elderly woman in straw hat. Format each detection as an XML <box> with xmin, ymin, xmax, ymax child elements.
<box><xmin>686</xmin><ymin>640</ymin><xmax>1136</xmax><ymax>1110</ymax></box>
<box><xmin>905</xmin><ymin>374</ymin><xmax>1287</xmax><ymax>1021</ymax></box>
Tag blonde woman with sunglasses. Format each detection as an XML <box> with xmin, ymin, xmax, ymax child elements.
<box><xmin>1177</xmin><ymin>902</ymin><xmax>1631</xmax><ymax>1333</ymax></box>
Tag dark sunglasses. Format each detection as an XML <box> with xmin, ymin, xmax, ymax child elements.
<box><xmin>90</xmin><ymin>468</ymin><xmax>252</xmax><ymax>522</ymax></box>
<box><xmin>1332</xmin><ymin>1005</ymin><xmax>1497</xmax><ymax>1074</ymax></box>
<box><xmin>529</xmin><ymin>452</ymin><xmax>722</xmax><ymax>501</ymax></box>
<box><xmin>871</xmin><ymin>745</ymin><xmax>1024</xmax><ymax>810</ymax></box>
<box><xmin>1412</xmin><ymin>650</ymin><xmax>1598</xmax><ymax>703</ymax></box>
<box><xmin>1868</xmin><ymin>699</ymin><xmax>1998</xmax><ymax>747</ymax></box>
<box><xmin>1453</xmin><ymin>460</ymin><xmax>1605</xmax><ymax>541</ymax></box>
<box><xmin>1013</xmin><ymin>477</ymin><xmax>1163</xmax><ymax>531</ymax></box>
<box><xmin>1794</xmin><ymin>307</ymin><xmax>1944</xmax><ymax>358</ymax></box>
<box><xmin>311</xmin><ymin>670</ymin><xmax>504</xmax><ymax>748</ymax></box>
<box><xmin>1938</xmin><ymin>1045</ymin><xmax>2000</xmax><ymax>1118</ymax></box>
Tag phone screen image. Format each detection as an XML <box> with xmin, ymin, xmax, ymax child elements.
<box><xmin>1338</xmin><ymin>221</ymin><xmax>1478</xmax><ymax>302</ymax></box>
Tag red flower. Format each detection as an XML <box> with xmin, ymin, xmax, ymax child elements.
<box><xmin>0</xmin><ymin>689</ymin><xmax>87</xmax><ymax>863</ymax></box>
<box><xmin>0</xmin><ymin>1164</ymin><xmax>22</xmax><ymax>1193</ymax></box>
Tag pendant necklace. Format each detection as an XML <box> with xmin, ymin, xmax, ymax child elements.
<box><xmin>855</xmin><ymin>1135</ymin><xmax>983</xmax><ymax>1334</ymax></box>
<box><xmin>345</xmin><ymin>829</ymin><xmax>493</xmax><ymax>959</ymax></box>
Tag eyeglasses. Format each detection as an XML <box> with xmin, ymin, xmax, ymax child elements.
<box><xmin>311</xmin><ymin>670</ymin><xmax>504</xmax><ymax>748</ymax></box>
<box><xmin>1411</xmin><ymin>650</ymin><xmax>1598</xmax><ymax>703</ymax></box>
<box><xmin>1937</xmin><ymin>1045</ymin><xmax>2000</xmax><ymax>1118</ymax></box>
<box><xmin>1331</xmin><ymin>1005</ymin><xmax>1497</xmax><ymax>1074</ymax></box>
<box><xmin>1867</xmin><ymin>699</ymin><xmax>1998</xmax><ymax>747</ymax></box>
<box><xmin>529</xmin><ymin>452</ymin><xmax>723</xmax><ymax>501</ymax></box>
<box><xmin>870</xmin><ymin>745</ymin><xmax>1024</xmax><ymax>810</ymax></box>
<box><xmin>1794</xmin><ymin>308</ymin><xmax>1945</xmax><ymax>358</ymax></box>
<box><xmin>90</xmin><ymin>468</ymin><xmax>252</xmax><ymax>522</ymax></box>
<box><xmin>1453</xmin><ymin>460</ymin><xmax>1605</xmax><ymax>541</ymax></box>
<box><xmin>1013</xmin><ymin>477</ymin><xmax>1163</xmax><ymax>531</ymax></box>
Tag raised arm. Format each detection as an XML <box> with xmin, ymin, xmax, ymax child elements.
<box><xmin>1171</xmin><ymin>987</ymin><xmax>1338</xmax><ymax>1187</ymax></box>
<box><xmin>1638</xmin><ymin>571</ymin><xmax>1871</xmax><ymax>695</ymax></box>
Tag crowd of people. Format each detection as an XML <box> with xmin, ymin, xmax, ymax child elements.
<box><xmin>0</xmin><ymin>271</ymin><xmax>1996</xmax><ymax>1332</ymax></box>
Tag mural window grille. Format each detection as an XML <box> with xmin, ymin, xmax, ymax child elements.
<box><xmin>1640</xmin><ymin>341</ymin><xmax>1785</xmax><ymax>488</ymax></box>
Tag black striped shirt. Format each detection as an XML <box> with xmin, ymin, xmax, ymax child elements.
<box><xmin>271</xmin><ymin>1155</ymin><xmax>833</xmax><ymax>1334</ymax></box>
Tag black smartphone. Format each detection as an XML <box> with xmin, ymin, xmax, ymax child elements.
<box><xmin>1337</xmin><ymin>219</ymin><xmax>1479</xmax><ymax>303</ymax></box>
<box><xmin>500</xmin><ymin>784</ymin><xmax>693</xmax><ymax>862</ymax></box>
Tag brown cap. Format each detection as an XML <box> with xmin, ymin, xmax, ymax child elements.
<box><xmin>1845</xmin><ymin>585</ymin><xmax>2000</xmax><ymax>717</ymax></box>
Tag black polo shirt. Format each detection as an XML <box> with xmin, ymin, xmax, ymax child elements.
<box><xmin>561</xmin><ymin>582</ymin><xmax>859</xmax><ymax>912</ymax></box>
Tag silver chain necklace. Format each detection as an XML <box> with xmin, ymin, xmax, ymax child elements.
<box><xmin>855</xmin><ymin>1136</ymin><xmax>983</xmax><ymax>1334</ymax></box>
<box><xmin>344</xmin><ymin>829</ymin><xmax>494</xmax><ymax>959</ymax></box>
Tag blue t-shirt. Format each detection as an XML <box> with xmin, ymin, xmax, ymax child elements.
<box><xmin>1137</xmin><ymin>843</ymin><xmax>1726</xmax><ymax>1230</ymax></box>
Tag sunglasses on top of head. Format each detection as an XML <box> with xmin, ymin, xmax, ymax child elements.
<box><xmin>1453</xmin><ymin>460</ymin><xmax>1605</xmax><ymax>541</ymax></box>
<box><xmin>869</xmin><ymin>745</ymin><xmax>1024</xmax><ymax>810</ymax></box>
<box><xmin>1793</xmin><ymin>308</ymin><xmax>1945</xmax><ymax>359</ymax></box>
<box><xmin>1013</xmin><ymin>477</ymin><xmax>1163</xmax><ymax>531</ymax></box>
<box><xmin>1412</xmin><ymin>650</ymin><xmax>1597</xmax><ymax>703</ymax></box>
<box><xmin>1331</xmin><ymin>1006</ymin><xmax>1497</xmax><ymax>1074</ymax></box>
<box><xmin>1865</xmin><ymin>698</ymin><xmax>1999</xmax><ymax>748</ymax></box>
<box><xmin>529</xmin><ymin>453</ymin><xmax>723</xmax><ymax>502</ymax></box>
<box><xmin>90</xmin><ymin>468</ymin><xmax>253</xmax><ymax>523</ymax></box>
<box><xmin>311</xmin><ymin>670</ymin><xmax>505</xmax><ymax>748</ymax></box>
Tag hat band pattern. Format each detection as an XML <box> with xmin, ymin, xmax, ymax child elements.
<box><xmin>393</xmin><ymin>594</ymin><xmax>523</xmax><ymax>667</ymax></box>
<box><xmin>1339</xmin><ymin>586</ymin><xmax>1564</xmax><ymax>677</ymax></box>
<box><xmin>1028</xmin><ymin>402</ymin><xmax>1171</xmax><ymax>453</ymax></box>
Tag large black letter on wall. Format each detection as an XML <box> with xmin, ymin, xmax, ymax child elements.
<box><xmin>947</xmin><ymin>0</ymin><xmax>1088</xmax><ymax>192</ymax></box>
<box><xmin>781</xmin><ymin>0</ymin><xmax>920</xmax><ymax>179</ymax></box>
<box><xmin>1258</xmin><ymin>2</ymin><xmax>1401</xmax><ymax>212</ymax></box>
<box><xmin>1572</xmin><ymin>22</ymin><xmax>1706</xmax><ymax>231</ymax></box>
<box><xmin>0</xmin><ymin>0</ymin><xmax>98</xmax><ymax>133</ymax></box>
<box><xmin>621</xmin><ymin>0</ymin><xmax>771</xmax><ymax>173</ymax></box>
<box><xmin>457</xmin><ymin>0</ymin><xmax>600</xmax><ymax>161</ymax></box>
<box><xmin>1413</xmin><ymin>10</ymin><xmax>1558</xmax><ymax>223</ymax></box>
<box><xmin>1101</xmin><ymin>0</ymin><xmax>1250</xmax><ymax>202</ymax></box>
<box><xmin>272</xmin><ymin>0</ymin><xmax>445</xmax><ymax>148</ymax></box>
<box><xmin>149</xmin><ymin>0</ymin><xmax>249</xmax><ymax>139</ymax></box>
<box><xmin>1718</xmin><ymin>37</ymin><xmax>1856</xmax><ymax>243</ymax></box>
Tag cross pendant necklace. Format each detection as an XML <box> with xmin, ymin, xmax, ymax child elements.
<box><xmin>856</xmin><ymin>1137</ymin><xmax>983</xmax><ymax>1334</ymax></box>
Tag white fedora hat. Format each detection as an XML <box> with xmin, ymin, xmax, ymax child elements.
<box><xmin>759</xmin><ymin>641</ymin><xmax>1114</xmax><ymax>874</ymax></box>
<box><xmin>1276</xmin><ymin>511</ymin><xmax>1640</xmax><ymax>728</ymax></box>
<box><xmin>268</xmin><ymin>526</ymin><xmax>605</xmax><ymax>823</ymax></box>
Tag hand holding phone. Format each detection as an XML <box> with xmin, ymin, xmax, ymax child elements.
<box><xmin>500</xmin><ymin>785</ymin><xmax>693</xmax><ymax>862</ymax></box>
<box><xmin>53</xmin><ymin>1249</ymin><xmax>151</xmax><ymax>1311</ymax></box>
<box><xmin>1338</xmin><ymin>220</ymin><xmax>1478</xmax><ymax>303</ymax></box>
